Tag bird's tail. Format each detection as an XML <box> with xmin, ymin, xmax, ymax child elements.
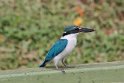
<box><xmin>39</xmin><ymin>60</ymin><xmax>49</xmax><ymax>67</ymax></box>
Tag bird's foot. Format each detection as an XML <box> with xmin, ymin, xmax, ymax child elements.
<box><xmin>61</xmin><ymin>69</ymin><xmax>66</xmax><ymax>74</ymax></box>
<box><xmin>58</xmin><ymin>68</ymin><xmax>66</xmax><ymax>74</ymax></box>
<box><xmin>55</xmin><ymin>66</ymin><xmax>66</xmax><ymax>74</ymax></box>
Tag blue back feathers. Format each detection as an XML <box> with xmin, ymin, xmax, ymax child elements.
<box><xmin>45</xmin><ymin>39</ymin><xmax>68</xmax><ymax>61</ymax></box>
<box><xmin>40</xmin><ymin>39</ymin><xmax>68</xmax><ymax>67</ymax></box>
<box><xmin>39</xmin><ymin>39</ymin><xmax>68</xmax><ymax>67</ymax></box>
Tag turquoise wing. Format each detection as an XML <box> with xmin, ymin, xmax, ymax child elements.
<box><xmin>45</xmin><ymin>39</ymin><xmax>68</xmax><ymax>61</ymax></box>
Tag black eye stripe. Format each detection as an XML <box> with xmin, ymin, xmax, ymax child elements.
<box><xmin>63</xmin><ymin>26</ymin><xmax>80</xmax><ymax>36</ymax></box>
<box><xmin>75</xmin><ymin>28</ymin><xmax>79</xmax><ymax>30</ymax></box>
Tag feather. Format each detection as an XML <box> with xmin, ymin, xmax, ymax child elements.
<box><xmin>39</xmin><ymin>39</ymin><xmax>68</xmax><ymax>67</ymax></box>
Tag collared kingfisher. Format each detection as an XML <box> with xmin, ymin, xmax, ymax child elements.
<box><xmin>39</xmin><ymin>25</ymin><xmax>94</xmax><ymax>70</ymax></box>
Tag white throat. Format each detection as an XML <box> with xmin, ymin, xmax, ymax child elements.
<box><xmin>60</xmin><ymin>33</ymin><xmax>78</xmax><ymax>56</ymax></box>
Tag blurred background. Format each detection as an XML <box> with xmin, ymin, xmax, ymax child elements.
<box><xmin>0</xmin><ymin>0</ymin><xmax>124</xmax><ymax>70</ymax></box>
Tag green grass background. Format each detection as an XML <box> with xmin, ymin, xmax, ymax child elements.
<box><xmin>0</xmin><ymin>0</ymin><xmax>124</xmax><ymax>70</ymax></box>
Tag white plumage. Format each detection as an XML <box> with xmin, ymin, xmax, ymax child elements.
<box><xmin>53</xmin><ymin>34</ymin><xmax>78</xmax><ymax>69</ymax></box>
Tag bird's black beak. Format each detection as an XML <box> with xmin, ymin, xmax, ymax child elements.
<box><xmin>79</xmin><ymin>27</ymin><xmax>95</xmax><ymax>33</ymax></box>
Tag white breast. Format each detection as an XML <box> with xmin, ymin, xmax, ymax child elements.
<box><xmin>54</xmin><ymin>34</ymin><xmax>77</xmax><ymax>61</ymax></box>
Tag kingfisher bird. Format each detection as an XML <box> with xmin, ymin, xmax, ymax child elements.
<box><xmin>39</xmin><ymin>25</ymin><xmax>94</xmax><ymax>70</ymax></box>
